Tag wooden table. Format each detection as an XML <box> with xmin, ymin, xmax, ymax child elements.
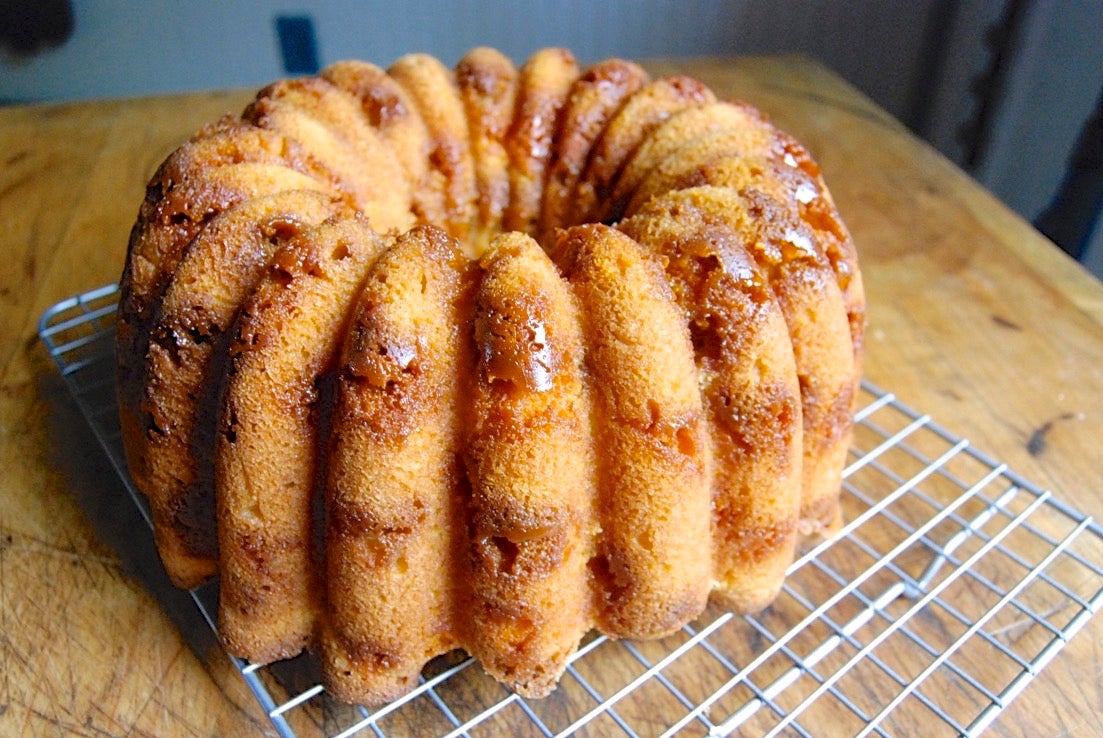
<box><xmin>2</xmin><ymin>56</ymin><xmax>1101</xmax><ymax>737</ymax></box>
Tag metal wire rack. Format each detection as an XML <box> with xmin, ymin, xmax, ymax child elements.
<box><xmin>39</xmin><ymin>284</ymin><xmax>1103</xmax><ymax>737</ymax></box>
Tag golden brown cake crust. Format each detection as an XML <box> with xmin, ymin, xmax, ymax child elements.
<box><xmin>610</xmin><ymin>101</ymin><xmax>769</xmax><ymax>223</ymax></box>
<box><xmin>617</xmin><ymin>189</ymin><xmax>804</xmax><ymax>611</ymax></box>
<box><xmin>626</xmin><ymin>120</ymin><xmax>866</xmax><ymax>369</ymax></box>
<box><xmin>457</xmin><ymin>47</ymin><xmax>520</xmax><ymax>243</ymax></box>
<box><xmin>464</xmin><ymin>231</ymin><xmax>593</xmax><ymax>697</ymax></box>
<box><xmin>321</xmin><ymin>60</ymin><xmax>442</xmax><ymax>228</ymax></box>
<box><xmin>574</xmin><ymin>75</ymin><xmax>716</xmax><ymax>224</ymax></box>
<box><xmin>140</xmin><ymin>190</ymin><xmax>343</xmax><ymax>587</ymax></box>
<box><xmin>118</xmin><ymin>123</ymin><xmax>341</xmax><ymax>328</ymax></box>
<box><xmin>622</xmin><ymin>114</ymin><xmax>863</xmax><ymax>533</ymax></box>
<box><xmin>554</xmin><ymin>224</ymin><xmax>712</xmax><ymax>637</ymax></box>
<box><xmin>388</xmin><ymin>53</ymin><xmax>477</xmax><ymax>241</ymax></box>
<box><xmin>503</xmin><ymin>48</ymin><xmax>579</xmax><ymax>237</ymax></box>
<box><xmin>116</xmin><ymin>47</ymin><xmax>864</xmax><ymax>707</ymax></box>
<box><xmin>244</xmin><ymin>77</ymin><xmax>413</xmax><ymax>234</ymax></box>
<box><xmin>629</xmin><ymin>185</ymin><xmax>856</xmax><ymax>535</ymax></box>
<box><xmin>540</xmin><ymin>59</ymin><xmax>649</xmax><ymax>239</ymax></box>
<box><xmin>216</xmin><ymin>216</ymin><xmax>386</xmax><ymax>663</ymax></box>
<box><xmin>117</xmin><ymin>147</ymin><xmax>342</xmax><ymax>547</ymax></box>
<box><xmin>322</xmin><ymin>226</ymin><xmax>473</xmax><ymax>704</ymax></box>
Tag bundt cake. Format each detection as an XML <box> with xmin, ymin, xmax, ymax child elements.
<box><xmin>115</xmin><ymin>46</ymin><xmax>865</xmax><ymax>705</ymax></box>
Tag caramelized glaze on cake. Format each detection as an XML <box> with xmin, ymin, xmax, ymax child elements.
<box><xmin>116</xmin><ymin>47</ymin><xmax>865</xmax><ymax>706</ymax></box>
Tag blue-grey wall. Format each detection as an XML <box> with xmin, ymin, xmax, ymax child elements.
<box><xmin>1</xmin><ymin>0</ymin><xmax>936</xmax><ymax>124</ymax></box>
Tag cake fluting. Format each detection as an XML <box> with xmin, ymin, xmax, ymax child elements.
<box><xmin>116</xmin><ymin>47</ymin><xmax>865</xmax><ymax>705</ymax></box>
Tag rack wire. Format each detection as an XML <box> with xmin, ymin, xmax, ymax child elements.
<box><xmin>39</xmin><ymin>284</ymin><xmax>1103</xmax><ymax>737</ymax></box>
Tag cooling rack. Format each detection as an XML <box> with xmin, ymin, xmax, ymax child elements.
<box><xmin>39</xmin><ymin>284</ymin><xmax>1103</xmax><ymax>738</ymax></box>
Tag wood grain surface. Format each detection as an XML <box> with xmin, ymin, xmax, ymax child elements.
<box><xmin>1</xmin><ymin>56</ymin><xmax>1101</xmax><ymax>737</ymax></box>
